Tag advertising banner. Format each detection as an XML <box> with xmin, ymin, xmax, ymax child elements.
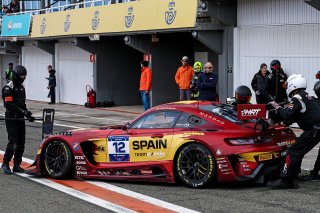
<box><xmin>1</xmin><ymin>14</ymin><xmax>31</xmax><ymax>36</ymax></box>
<box><xmin>31</xmin><ymin>0</ymin><xmax>197</xmax><ymax>38</ymax></box>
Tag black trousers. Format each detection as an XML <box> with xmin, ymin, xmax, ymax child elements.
<box><xmin>255</xmin><ymin>95</ymin><xmax>269</xmax><ymax>104</ymax></box>
<box><xmin>281</xmin><ymin>129</ymin><xmax>320</xmax><ymax>179</ymax></box>
<box><xmin>313</xmin><ymin>147</ymin><xmax>320</xmax><ymax>174</ymax></box>
<box><xmin>49</xmin><ymin>87</ymin><xmax>56</xmax><ymax>103</ymax></box>
<box><xmin>3</xmin><ymin>117</ymin><xmax>26</xmax><ymax>165</ymax></box>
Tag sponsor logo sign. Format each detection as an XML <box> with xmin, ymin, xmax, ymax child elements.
<box><xmin>125</xmin><ymin>7</ymin><xmax>134</xmax><ymax>28</ymax></box>
<box><xmin>92</xmin><ymin>10</ymin><xmax>100</xmax><ymax>30</ymax></box>
<box><xmin>1</xmin><ymin>14</ymin><xmax>31</xmax><ymax>36</ymax></box>
<box><xmin>165</xmin><ymin>0</ymin><xmax>177</xmax><ymax>25</ymax></box>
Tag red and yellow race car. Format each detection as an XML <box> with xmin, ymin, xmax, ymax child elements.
<box><xmin>29</xmin><ymin>101</ymin><xmax>296</xmax><ymax>188</ymax></box>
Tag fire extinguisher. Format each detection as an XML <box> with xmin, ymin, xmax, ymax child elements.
<box><xmin>85</xmin><ymin>85</ymin><xmax>96</xmax><ymax>108</ymax></box>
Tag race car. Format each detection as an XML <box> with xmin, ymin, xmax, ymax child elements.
<box><xmin>28</xmin><ymin>101</ymin><xmax>296</xmax><ymax>188</ymax></box>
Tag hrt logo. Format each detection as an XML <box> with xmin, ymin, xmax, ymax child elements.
<box><xmin>237</xmin><ymin>104</ymin><xmax>266</xmax><ymax>120</ymax></box>
<box><xmin>241</xmin><ymin>109</ymin><xmax>261</xmax><ymax>116</ymax></box>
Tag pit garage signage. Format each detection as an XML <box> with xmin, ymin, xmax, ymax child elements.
<box><xmin>31</xmin><ymin>0</ymin><xmax>197</xmax><ymax>37</ymax></box>
<box><xmin>237</xmin><ymin>104</ymin><xmax>267</xmax><ymax>120</ymax></box>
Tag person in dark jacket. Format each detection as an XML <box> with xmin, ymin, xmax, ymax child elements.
<box><xmin>196</xmin><ymin>62</ymin><xmax>218</xmax><ymax>101</ymax></box>
<box><xmin>269</xmin><ymin>59</ymin><xmax>288</xmax><ymax>103</ymax></box>
<box><xmin>3</xmin><ymin>0</ymin><xmax>20</xmax><ymax>14</ymax></box>
<box><xmin>267</xmin><ymin>74</ymin><xmax>320</xmax><ymax>189</ymax></box>
<box><xmin>251</xmin><ymin>63</ymin><xmax>271</xmax><ymax>104</ymax></box>
<box><xmin>1</xmin><ymin>65</ymin><xmax>35</xmax><ymax>174</ymax></box>
<box><xmin>46</xmin><ymin>65</ymin><xmax>56</xmax><ymax>104</ymax></box>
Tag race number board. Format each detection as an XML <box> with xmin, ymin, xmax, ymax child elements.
<box><xmin>107</xmin><ymin>136</ymin><xmax>130</xmax><ymax>162</ymax></box>
<box><xmin>42</xmin><ymin>109</ymin><xmax>55</xmax><ymax>139</ymax></box>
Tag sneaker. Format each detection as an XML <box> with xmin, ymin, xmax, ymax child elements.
<box><xmin>1</xmin><ymin>164</ymin><xmax>12</xmax><ymax>175</ymax></box>
<box><xmin>267</xmin><ymin>178</ymin><xmax>298</xmax><ymax>189</ymax></box>
<box><xmin>300</xmin><ymin>171</ymin><xmax>320</xmax><ymax>181</ymax></box>
<box><xmin>13</xmin><ymin>165</ymin><xmax>25</xmax><ymax>173</ymax></box>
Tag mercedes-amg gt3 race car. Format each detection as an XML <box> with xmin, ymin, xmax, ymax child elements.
<box><xmin>29</xmin><ymin>101</ymin><xmax>296</xmax><ymax>188</ymax></box>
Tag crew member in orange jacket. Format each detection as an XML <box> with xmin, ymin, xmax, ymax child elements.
<box><xmin>139</xmin><ymin>60</ymin><xmax>152</xmax><ymax>111</ymax></box>
<box><xmin>175</xmin><ymin>56</ymin><xmax>194</xmax><ymax>100</ymax></box>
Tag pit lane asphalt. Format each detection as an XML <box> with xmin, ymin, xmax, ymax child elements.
<box><xmin>1</xmin><ymin>101</ymin><xmax>320</xmax><ymax>213</ymax></box>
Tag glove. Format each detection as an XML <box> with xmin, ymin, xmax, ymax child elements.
<box><xmin>23</xmin><ymin>110</ymin><xmax>33</xmax><ymax>119</ymax></box>
<box><xmin>256</xmin><ymin>90</ymin><xmax>260</xmax><ymax>95</ymax></box>
<box><xmin>27</xmin><ymin>116</ymin><xmax>35</xmax><ymax>122</ymax></box>
<box><xmin>268</xmin><ymin>101</ymin><xmax>280</xmax><ymax>109</ymax></box>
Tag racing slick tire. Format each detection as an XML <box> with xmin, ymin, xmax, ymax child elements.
<box><xmin>43</xmin><ymin>141</ymin><xmax>73</xmax><ymax>179</ymax></box>
<box><xmin>176</xmin><ymin>143</ymin><xmax>216</xmax><ymax>188</ymax></box>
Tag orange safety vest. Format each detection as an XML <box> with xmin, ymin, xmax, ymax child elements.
<box><xmin>175</xmin><ymin>65</ymin><xmax>194</xmax><ymax>89</ymax></box>
<box><xmin>139</xmin><ymin>67</ymin><xmax>152</xmax><ymax>91</ymax></box>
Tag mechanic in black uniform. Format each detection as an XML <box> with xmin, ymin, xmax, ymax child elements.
<box><xmin>301</xmin><ymin>76</ymin><xmax>320</xmax><ymax>181</ymax></box>
<box><xmin>267</xmin><ymin>74</ymin><xmax>320</xmax><ymax>188</ymax></box>
<box><xmin>269</xmin><ymin>60</ymin><xmax>288</xmax><ymax>103</ymax></box>
<box><xmin>1</xmin><ymin>65</ymin><xmax>35</xmax><ymax>174</ymax></box>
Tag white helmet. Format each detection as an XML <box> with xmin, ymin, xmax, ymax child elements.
<box><xmin>286</xmin><ymin>74</ymin><xmax>307</xmax><ymax>97</ymax></box>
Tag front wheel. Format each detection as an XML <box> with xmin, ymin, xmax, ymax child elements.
<box><xmin>176</xmin><ymin>143</ymin><xmax>216</xmax><ymax>188</ymax></box>
<box><xmin>44</xmin><ymin>141</ymin><xmax>73</xmax><ymax>179</ymax></box>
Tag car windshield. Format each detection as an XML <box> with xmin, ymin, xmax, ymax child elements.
<box><xmin>199</xmin><ymin>104</ymin><xmax>244</xmax><ymax>124</ymax></box>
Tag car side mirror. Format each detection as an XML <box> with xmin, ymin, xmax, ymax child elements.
<box><xmin>121</xmin><ymin>122</ymin><xmax>129</xmax><ymax>131</ymax></box>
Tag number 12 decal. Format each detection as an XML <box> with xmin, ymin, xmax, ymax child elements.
<box><xmin>113</xmin><ymin>142</ymin><xmax>125</xmax><ymax>153</ymax></box>
<box><xmin>107</xmin><ymin>136</ymin><xmax>130</xmax><ymax>162</ymax></box>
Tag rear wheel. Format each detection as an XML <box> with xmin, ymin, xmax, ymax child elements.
<box><xmin>176</xmin><ymin>143</ymin><xmax>216</xmax><ymax>188</ymax></box>
<box><xmin>44</xmin><ymin>141</ymin><xmax>73</xmax><ymax>179</ymax></box>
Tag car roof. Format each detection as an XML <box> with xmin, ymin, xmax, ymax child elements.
<box><xmin>155</xmin><ymin>100</ymin><xmax>216</xmax><ymax>110</ymax></box>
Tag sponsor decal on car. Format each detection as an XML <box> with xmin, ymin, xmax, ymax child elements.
<box><xmin>277</xmin><ymin>140</ymin><xmax>296</xmax><ymax>147</ymax></box>
<box><xmin>258</xmin><ymin>153</ymin><xmax>273</xmax><ymax>161</ymax></box>
<box><xmin>199</xmin><ymin>112</ymin><xmax>225</xmax><ymax>125</ymax></box>
<box><xmin>73</xmin><ymin>142</ymin><xmax>80</xmax><ymax>151</ymax></box>
<box><xmin>182</xmin><ymin>132</ymin><xmax>205</xmax><ymax>136</ymax></box>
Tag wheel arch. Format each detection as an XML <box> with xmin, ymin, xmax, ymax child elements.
<box><xmin>40</xmin><ymin>139</ymin><xmax>75</xmax><ymax>177</ymax></box>
<box><xmin>172</xmin><ymin>140</ymin><xmax>215</xmax><ymax>183</ymax></box>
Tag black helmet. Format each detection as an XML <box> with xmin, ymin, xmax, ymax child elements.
<box><xmin>235</xmin><ymin>85</ymin><xmax>252</xmax><ymax>104</ymax></box>
<box><xmin>314</xmin><ymin>81</ymin><xmax>320</xmax><ymax>98</ymax></box>
<box><xmin>316</xmin><ymin>70</ymin><xmax>320</xmax><ymax>80</ymax></box>
<box><xmin>270</xmin><ymin>59</ymin><xmax>281</xmax><ymax>71</ymax></box>
<box><xmin>12</xmin><ymin>65</ymin><xmax>27</xmax><ymax>84</ymax></box>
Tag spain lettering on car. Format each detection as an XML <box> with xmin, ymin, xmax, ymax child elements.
<box><xmin>132</xmin><ymin>139</ymin><xmax>167</xmax><ymax>150</ymax></box>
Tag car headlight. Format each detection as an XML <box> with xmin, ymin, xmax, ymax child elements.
<box><xmin>227</xmin><ymin>136</ymin><xmax>272</xmax><ymax>145</ymax></box>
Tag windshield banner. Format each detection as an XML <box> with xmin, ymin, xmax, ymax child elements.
<box><xmin>237</xmin><ymin>104</ymin><xmax>267</xmax><ymax>120</ymax></box>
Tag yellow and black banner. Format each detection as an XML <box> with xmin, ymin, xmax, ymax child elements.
<box><xmin>31</xmin><ymin>0</ymin><xmax>197</xmax><ymax>38</ymax></box>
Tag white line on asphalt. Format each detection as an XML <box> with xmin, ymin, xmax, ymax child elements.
<box><xmin>0</xmin><ymin>113</ymin><xmax>82</xmax><ymax>129</ymax></box>
<box><xmin>87</xmin><ymin>180</ymin><xmax>201</xmax><ymax>213</ymax></box>
<box><xmin>0</xmin><ymin>150</ymin><xmax>199</xmax><ymax>213</ymax></box>
<box><xmin>0</xmin><ymin>162</ymin><xmax>136</xmax><ymax>213</ymax></box>
<box><xmin>54</xmin><ymin>111</ymin><xmax>129</xmax><ymax>122</ymax></box>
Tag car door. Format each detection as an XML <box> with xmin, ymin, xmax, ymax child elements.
<box><xmin>108</xmin><ymin>110</ymin><xmax>181</xmax><ymax>162</ymax></box>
